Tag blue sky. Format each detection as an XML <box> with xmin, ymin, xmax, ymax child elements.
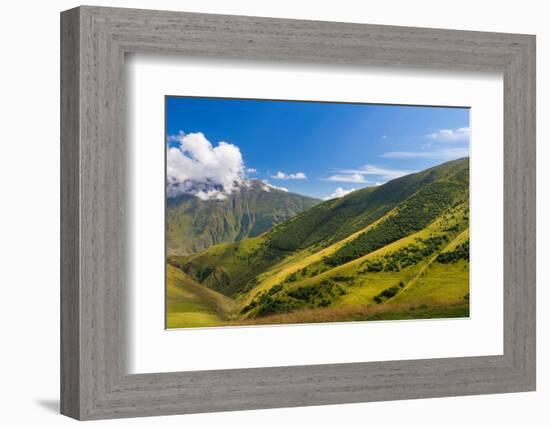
<box><xmin>166</xmin><ymin>96</ymin><xmax>469</xmax><ymax>200</ymax></box>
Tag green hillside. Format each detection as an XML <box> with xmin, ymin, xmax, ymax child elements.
<box><xmin>166</xmin><ymin>264</ymin><xmax>234</xmax><ymax>328</ymax></box>
<box><xmin>167</xmin><ymin>180</ymin><xmax>320</xmax><ymax>255</ymax></box>
<box><xmin>167</xmin><ymin>158</ymin><xmax>470</xmax><ymax>328</ymax></box>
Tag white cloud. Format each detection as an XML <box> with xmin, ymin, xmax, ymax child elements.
<box><xmin>425</xmin><ymin>127</ymin><xmax>470</xmax><ymax>142</ymax></box>
<box><xmin>271</xmin><ymin>171</ymin><xmax>307</xmax><ymax>180</ymax></box>
<box><xmin>323</xmin><ymin>187</ymin><xmax>356</xmax><ymax>200</ymax></box>
<box><xmin>193</xmin><ymin>189</ymin><xmax>228</xmax><ymax>201</ymax></box>
<box><xmin>246</xmin><ymin>167</ymin><xmax>257</xmax><ymax>173</ymax></box>
<box><xmin>381</xmin><ymin>126</ymin><xmax>469</xmax><ymax>160</ymax></box>
<box><xmin>261</xmin><ymin>180</ymin><xmax>289</xmax><ymax>192</ymax></box>
<box><xmin>324</xmin><ymin>164</ymin><xmax>413</xmax><ymax>183</ymax></box>
<box><xmin>324</xmin><ymin>173</ymin><xmax>367</xmax><ymax>183</ymax></box>
<box><xmin>166</xmin><ymin>133</ymin><xmax>183</xmax><ymax>143</ymax></box>
<box><xmin>339</xmin><ymin>165</ymin><xmax>414</xmax><ymax>180</ymax></box>
<box><xmin>166</xmin><ymin>132</ymin><xmax>245</xmax><ymax>199</ymax></box>
<box><xmin>380</xmin><ymin>147</ymin><xmax>469</xmax><ymax>159</ymax></box>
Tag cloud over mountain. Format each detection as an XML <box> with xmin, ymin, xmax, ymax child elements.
<box><xmin>261</xmin><ymin>180</ymin><xmax>289</xmax><ymax>192</ymax></box>
<box><xmin>324</xmin><ymin>164</ymin><xmax>413</xmax><ymax>184</ymax></box>
<box><xmin>167</xmin><ymin>132</ymin><xmax>245</xmax><ymax>199</ymax></box>
<box><xmin>323</xmin><ymin>187</ymin><xmax>356</xmax><ymax>200</ymax></box>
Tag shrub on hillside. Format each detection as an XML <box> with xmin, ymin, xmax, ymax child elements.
<box><xmin>373</xmin><ymin>284</ymin><xmax>402</xmax><ymax>304</ymax></box>
<box><xmin>325</xmin><ymin>181</ymin><xmax>465</xmax><ymax>267</ymax></box>
<box><xmin>436</xmin><ymin>239</ymin><xmax>469</xmax><ymax>263</ymax></box>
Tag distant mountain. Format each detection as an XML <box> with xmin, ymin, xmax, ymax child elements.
<box><xmin>166</xmin><ymin>179</ymin><xmax>320</xmax><ymax>255</ymax></box>
<box><xmin>167</xmin><ymin>158</ymin><xmax>470</xmax><ymax>328</ymax></box>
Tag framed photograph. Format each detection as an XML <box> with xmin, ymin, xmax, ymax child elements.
<box><xmin>164</xmin><ymin>97</ymin><xmax>472</xmax><ymax>329</ymax></box>
<box><xmin>61</xmin><ymin>6</ymin><xmax>536</xmax><ymax>420</ymax></box>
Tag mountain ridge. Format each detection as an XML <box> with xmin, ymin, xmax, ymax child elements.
<box><xmin>167</xmin><ymin>158</ymin><xmax>470</xmax><ymax>327</ymax></box>
<box><xmin>167</xmin><ymin>179</ymin><xmax>320</xmax><ymax>255</ymax></box>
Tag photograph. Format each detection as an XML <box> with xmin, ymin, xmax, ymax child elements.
<box><xmin>165</xmin><ymin>96</ymin><xmax>471</xmax><ymax>329</ymax></box>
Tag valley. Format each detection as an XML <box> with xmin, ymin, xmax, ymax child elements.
<box><xmin>166</xmin><ymin>158</ymin><xmax>470</xmax><ymax>328</ymax></box>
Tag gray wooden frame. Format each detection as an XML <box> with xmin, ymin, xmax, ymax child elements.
<box><xmin>60</xmin><ymin>5</ymin><xmax>536</xmax><ymax>421</ymax></box>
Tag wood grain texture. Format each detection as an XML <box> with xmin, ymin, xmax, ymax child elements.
<box><xmin>60</xmin><ymin>5</ymin><xmax>536</xmax><ymax>420</ymax></box>
<box><xmin>60</xmin><ymin>7</ymin><xmax>80</xmax><ymax>419</ymax></box>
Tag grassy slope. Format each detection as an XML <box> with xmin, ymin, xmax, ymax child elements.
<box><xmin>390</xmin><ymin>229</ymin><xmax>470</xmax><ymax>308</ymax></box>
<box><xmin>176</xmin><ymin>158</ymin><xmax>468</xmax><ymax>297</ymax></box>
<box><xmin>166</xmin><ymin>158</ymin><xmax>470</xmax><ymax>328</ymax></box>
<box><xmin>233</xmin><ymin>202</ymin><xmax>469</xmax><ymax>324</ymax></box>
<box><xmin>168</xmin><ymin>234</ymin><xmax>285</xmax><ymax>297</ymax></box>
<box><xmin>166</xmin><ymin>264</ymin><xmax>234</xmax><ymax>328</ymax></box>
<box><xmin>266</xmin><ymin>157</ymin><xmax>468</xmax><ymax>253</ymax></box>
<box><xmin>234</xmin><ymin>207</ymin><xmax>399</xmax><ymax>306</ymax></box>
<box><xmin>169</xmin><ymin>202</ymin><xmax>469</xmax><ymax>327</ymax></box>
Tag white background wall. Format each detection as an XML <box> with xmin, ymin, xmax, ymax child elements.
<box><xmin>0</xmin><ymin>0</ymin><xmax>546</xmax><ymax>425</ymax></box>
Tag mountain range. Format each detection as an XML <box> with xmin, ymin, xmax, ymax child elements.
<box><xmin>166</xmin><ymin>158</ymin><xmax>470</xmax><ymax>328</ymax></box>
<box><xmin>167</xmin><ymin>179</ymin><xmax>320</xmax><ymax>255</ymax></box>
